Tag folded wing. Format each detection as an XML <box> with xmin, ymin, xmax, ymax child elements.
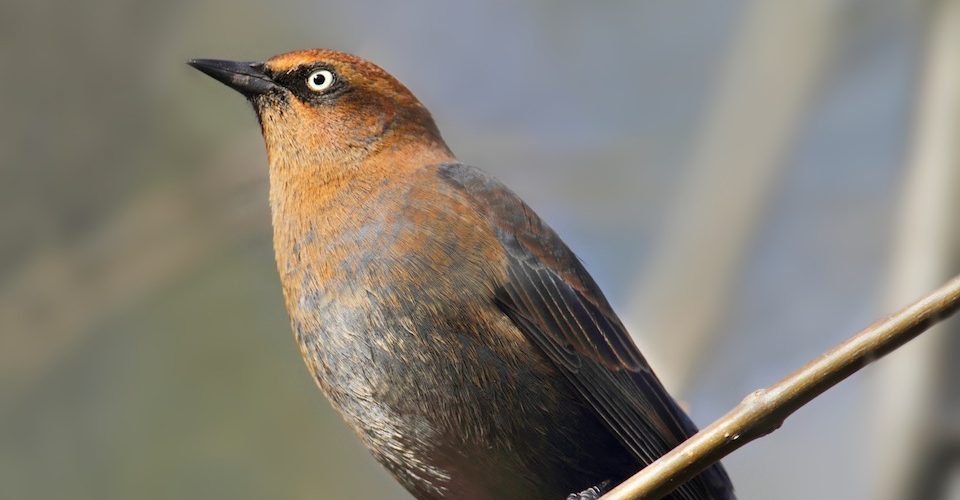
<box><xmin>439</xmin><ymin>163</ymin><xmax>734</xmax><ymax>500</ymax></box>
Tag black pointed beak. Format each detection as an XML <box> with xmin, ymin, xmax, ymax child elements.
<box><xmin>188</xmin><ymin>58</ymin><xmax>280</xmax><ymax>97</ymax></box>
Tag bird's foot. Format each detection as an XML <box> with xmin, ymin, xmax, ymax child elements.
<box><xmin>566</xmin><ymin>480</ymin><xmax>612</xmax><ymax>500</ymax></box>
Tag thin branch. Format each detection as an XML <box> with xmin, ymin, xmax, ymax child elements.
<box><xmin>602</xmin><ymin>273</ymin><xmax>960</xmax><ymax>500</ymax></box>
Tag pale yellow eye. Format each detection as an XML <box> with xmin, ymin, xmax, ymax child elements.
<box><xmin>306</xmin><ymin>70</ymin><xmax>334</xmax><ymax>92</ymax></box>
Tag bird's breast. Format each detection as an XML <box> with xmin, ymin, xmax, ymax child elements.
<box><xmin>267</xmin><ymin>168</ymin><xmax>576</xmax><ymax>497</ymax></box>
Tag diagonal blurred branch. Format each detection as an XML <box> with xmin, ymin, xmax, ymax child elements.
<box><xmin>872</xmin><ymin>0</ymin><xmax>960</xmax><ymax>498</ymax></box>
<box><xmin>625</xmin><ymin>0</ymin><xmax>840</xmax><ymax>391</ymax></box>
<box><xmin>604</xmin><ymin>273</ymin><xmax>960</xmax><ymax>500</ymax></box>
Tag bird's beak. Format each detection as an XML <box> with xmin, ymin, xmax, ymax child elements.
<box><xmin>188</xmin><ymin>59</ymin><xmax>280</xmax><ymax>97</ymax></box>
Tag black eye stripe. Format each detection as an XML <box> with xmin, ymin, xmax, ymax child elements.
<box><xmin>269</xmin><ymin>65</ymin><xmax>336</xmax><ymax>86</ymax></box>
<box><xmin>267</xmin><ymin>64</ymin><xmax>348</xmax><ymax>105</ymax></box>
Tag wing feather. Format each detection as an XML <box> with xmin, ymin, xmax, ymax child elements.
<box><xmin>439</xmin><ymin>164</ymin><xmax>734</xmax><ymax>499</ymax></box>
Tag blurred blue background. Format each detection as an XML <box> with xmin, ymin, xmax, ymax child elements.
<box><xmin>3</xmin><ymin>0</ymin><xmax>959</xmax><ymax>498</ymax></box>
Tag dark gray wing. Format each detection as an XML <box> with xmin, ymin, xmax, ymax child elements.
<box><xmin>439</xmin><ymin>163</ymin><xmax>733</xmax><ymax>499</ymax></box>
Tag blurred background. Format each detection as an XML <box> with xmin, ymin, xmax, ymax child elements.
<box><xmin>2</xmin><ymin>0</ymin><xmax>959</xmax><ymax>498</ymax></box>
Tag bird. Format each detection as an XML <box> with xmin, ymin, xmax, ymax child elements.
<box><xmin>188</xmin><ymin>49</ymin><xmax>734</xmax><ymax>500</ymax></box>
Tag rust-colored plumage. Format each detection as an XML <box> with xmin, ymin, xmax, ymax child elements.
<box><xmin>189</xmin><ymin>49</ymin><xmax>734</xmax><ymax>500</ymax></box>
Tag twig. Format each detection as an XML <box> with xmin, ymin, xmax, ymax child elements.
<box><xmin>602</xmin><ymin>273</ymin><xmax>960</xmax><ymax>500</ymax></box>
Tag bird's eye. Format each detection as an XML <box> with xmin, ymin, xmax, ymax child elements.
<box><xmin>306</xmin><ymin>70</ymin><xmax>335</xmax><ymax>92</ymax></box>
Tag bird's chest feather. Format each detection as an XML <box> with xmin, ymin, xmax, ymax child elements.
<box><xmin>274</xmin><ymin>178</ymin><xmax>511</xmax><ymax>394</ymax></box>
<box><xmin>271</xmin><ymin>176</ymin><xmax>559</xmax><ymax>496</ymax></box>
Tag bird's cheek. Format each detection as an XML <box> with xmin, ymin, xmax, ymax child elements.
<box><xmin>329</xmin><ymin>97</ymin><xmax>395</xmax><ymax>145</ymax></box>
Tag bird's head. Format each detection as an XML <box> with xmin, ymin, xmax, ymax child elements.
<box><xmin>189</xmin><ymin>49</ymin><xmax>451</xmax><ymax>169</ymax></box>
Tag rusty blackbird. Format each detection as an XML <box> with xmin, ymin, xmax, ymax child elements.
<box><xmin>189</xmin><ymin>49</ymin><xmax>734</xmax><ymax>500</ymax></box>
